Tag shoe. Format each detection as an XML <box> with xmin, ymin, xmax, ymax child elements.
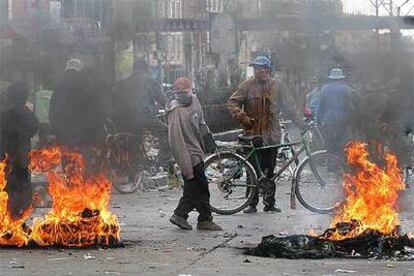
<box><xmin>197</xmin><ymin>221</ymin><xmax>223</xmax><ymax>231</ymax></box>
<box><xmin>170</xmin><ymin>214</ymin><xmax>192</xmax><ymax>230</ymax></box>
<box><xmin>263</xmin><ymin>206</ymin><xmax>281</xmax><ymax>212</ymax></box>
<box><xmin>243</xmin><ymin>206</ymin><xmax>257</xmax><ymax>214</ymax></box>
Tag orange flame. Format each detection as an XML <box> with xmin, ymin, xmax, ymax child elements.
<box><xmin>0</xmin><ymin>159</ymin><xmax>31</xmax><ymax>247</ymax></box>
<box><xmin>0</xmin><ymin>146</ymin><xmax>121</xmax><ymax>247</ymax></box>
<box><xmin>329</xmin><ymin>142</ymin><xmax>404</xmax><ymax>240</ymax></box>
<box><xmin>29</xmin><ymin>147</ymin><xmax>120</xmax><ymax>247</ymax></box>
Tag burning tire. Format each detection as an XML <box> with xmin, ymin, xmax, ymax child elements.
<box><xmin>294</xmin><ymin>151</ymin><xmax>345</xmax><ymax>214</ymax></box>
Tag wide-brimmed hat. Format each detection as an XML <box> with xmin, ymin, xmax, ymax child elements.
<box><xmin>328</xmin><ymin>68</ymin><xmax>346</xmax><ymax>80</ymax></box>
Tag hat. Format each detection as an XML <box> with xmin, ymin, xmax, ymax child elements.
<box><xmin>65</xmin><ymin>59</ymin><xmax>84</xmax><ymax>72</ymax></box>
<box><xmin>172</xmin><ymin>77</ymin><xmax>192</xmax><ymax>93</ymax></box>
<box><xmin>249</xmin><ymin>56</ymin><xmax>271</xmax><ymax>70</ymax></box>
<box><xmin>328</xmin><ymin>68</ymin><xmax>346</xmax><ymax>80</ymax></box>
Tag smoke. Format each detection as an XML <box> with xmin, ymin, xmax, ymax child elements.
<box><xmin>1</xmin><ymin>1</ymin><xmax>414</xmax><ymax>149</ymax></box>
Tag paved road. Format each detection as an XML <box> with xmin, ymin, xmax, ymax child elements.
<box><xmin>1</xmin><ymin>181</ymin><xmax>414</xmax><ymax>276</ymax></box>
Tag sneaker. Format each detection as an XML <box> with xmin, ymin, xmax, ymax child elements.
<box><xmin>170</xmin><ymin>214</ymin><xmax>192</xmax><ymax>230</ymax></box>
<box><xmin>263</xmin><ymin>206</ymin><xmax>281</xmax><ymax>213</ymax></box>
<box><xmin>197</xmin><ymin>221</ymin><xmax>223</xmax><ymax>231</ymax></box>
<box><xmin>243</xmin><ymin>206</ymin><xmax>257</xmax><ymax>214</ymax></box>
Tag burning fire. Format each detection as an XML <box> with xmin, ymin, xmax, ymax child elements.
<box><xmin>248</xmin><ymin>141</ymin><xmax>413</xmax><ymax>260</ymax></box>
<box><xmin>0</xmin><ymin>159</ymin><xmax>31</xmax><ymax>247</ymax></box>
<box><xmin>327</xmin><ymin>142</ymin><xmax>405</xmax><ymax>240</ymax></box>
<box><xmin>0</xmin><ymin>146</ymin><xmax>121</xmax><ymax>247</ymax></box>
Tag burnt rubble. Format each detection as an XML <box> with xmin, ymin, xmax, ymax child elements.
<box><xmin>246</xmin><ymin>221</ymin><xmax>414</xmax><ymax>260</ymax></box>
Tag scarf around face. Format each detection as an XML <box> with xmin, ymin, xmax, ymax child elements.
<box><xmin>174</xmin><ymin>92</ymin><xmax>193</xmax><ymax>107</ymax></box>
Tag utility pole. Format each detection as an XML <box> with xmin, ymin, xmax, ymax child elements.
<box><xmin>154</xmin><ymin>0</ymin><xmax>164</xmax><ymax>89</ymax></box>
<box><xmin>388</xmin><ymin>0</ymin><xmax>401</xmax><ymax>52</ymax></box>
<box><xmin>374</xmin><ymin>0</ymin><xmax>380</xmax><ymax>51</ymax></box>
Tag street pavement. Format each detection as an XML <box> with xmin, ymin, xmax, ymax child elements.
<box><xmin>1</xmin><ymin>180</ymin><xmax>414</xmax><ymax>276</ymax></box>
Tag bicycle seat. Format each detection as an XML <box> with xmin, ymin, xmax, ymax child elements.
<box><xmin>238</xmin><ymin>134</ymin><xmax>264</xmax><ymax>147</ymax></box>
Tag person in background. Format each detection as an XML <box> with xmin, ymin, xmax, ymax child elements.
<box><xmin>113</xmin><ymin>58</ymin><xmax>171</xmax><ymax>169</ymax></box>
<box><xmin>305</xmin><ymin>77</ymin><xmax>322</xmax><ymax>121</ymax></box>
<box><xmin>113</xmin><ymin>58</ymin><xmax>167</xmax><ymax>133</ymax></box>
<box><xmin>50</xmin><ymin>59</ymin><xmax>107</xmax><ymax>149</ymax></box>
<box><xmin>317</xmin><ymin>68</ymin><xmax>354</xmax><ymax>159</ymax></box>
<box><xmin>168</xmin><ymin>77</ymin><xmax>222</xmax><ymax>231</ymax></box>
<box><xmin>1</xmin><ymin>82</ymin><xmax>39</xmax><ymax>218</ymax></box>
<box><xmin>228</xmin><ymin>56</ymin><xmax>305</xmax><ymax>214</ymax></box>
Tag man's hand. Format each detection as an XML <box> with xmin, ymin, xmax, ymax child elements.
<box><xmin>183</xmin><ymin>172</ymin><xmax>195</xmax><ymax>181</ymax></box>
<box><xmin>240</xmin><ymin>116</ymin><xmax>255</xmax><ymax>129</ymax></box>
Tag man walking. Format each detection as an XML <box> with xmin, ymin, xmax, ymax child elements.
<box><xmin>228</xmin><ymin>56</ymin><xmax>304</xmax><ymax>214</ymax></box>
<box><xmin>317</xmin><ymin>68</ymin><xmax>354</xmax><ymax>159</ymax></box>
<box><xmin>168</xmin><ymin>77</ymin><xmax>222</xmax><ymax>231</ymax></box>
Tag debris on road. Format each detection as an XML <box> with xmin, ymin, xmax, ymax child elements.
<box><xmin>334</xmin><ymin>269</ymin><xmax>356</xmax><ymax>273</ymax></box>
<box><xmin>83</xmin><ymin>253</ymin><xmax>96</xmax><ymax>260</ymax></box>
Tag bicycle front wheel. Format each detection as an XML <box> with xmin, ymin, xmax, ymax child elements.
<box><xmin>204</xmin><ymin>152</ymin><xmax>258</xmax><ymax>215</ymax></box>
<box><xmin>295</xmin><ymin>151</ymin><xmax>345</xmax><ymax>214</ymax></box>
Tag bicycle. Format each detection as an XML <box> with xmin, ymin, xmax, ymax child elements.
<box><xmin>100</xmin><ymin>119</ymin><xmax>144</xmax><ymax>194</ymax></box>
<box><xmin>275</xmin><ymin>120</ymin><xmax>325</xmax><ymax>179</ymax></box>
<box><xmin>204</xmin><ymin>126</ymin><xmax>345</xmax><ymax>215</ymax></box>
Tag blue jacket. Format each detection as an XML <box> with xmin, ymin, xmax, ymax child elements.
<box><xmin>317</xmin><ymin>81</ymin><xmax>353</xmax><ymax>126</ymax></box>
<box><xmin>306</xmin><ymin>88</ymin><xmax>321</xmax><ymax>119</ymax></box>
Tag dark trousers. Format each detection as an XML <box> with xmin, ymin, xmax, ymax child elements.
<box><xmin>174</xmin><ymin>162</ymin><xmax>212</xmax><ymax>222</ymax></box>
<box><xmin>5</xmin><ymin>166</ymin><xmax>32</xmax><ymax>219</ymax></box>
<box><xmin>322</xmin><ymin>124</ymin><xmax>347</xmax><ymax>159</ymax></box>
<box><xmin>249</xmin><ymin>148</ymin><xmax>278</xmax><ymax>208</ymax></box>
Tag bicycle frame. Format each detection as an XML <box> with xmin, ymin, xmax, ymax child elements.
<box><xmin>242</xmin><ymin>131</ymin><xmax>314</xmax><ymax>182</ymax></box>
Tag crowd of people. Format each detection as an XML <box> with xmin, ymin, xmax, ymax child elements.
<box><xmin>1</xmin><ymin>53</ymin><xmax>413</xmax><ymax>230</ymax></box>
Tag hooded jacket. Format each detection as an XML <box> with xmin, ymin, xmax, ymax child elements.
<box><xmin>228</xmin><ymin>77</ymin><xmax>301</xmax><ymax>144</ymax></box>
<box><xmin>167</xmin><ymin>94</ymin><xmax>209</xmax><ymax>180</ymax></box>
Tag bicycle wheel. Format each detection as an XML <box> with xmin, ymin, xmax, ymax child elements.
<box><xmin>112</xmin><ymin>168</ymin><xmax>143</xmax><ymax>194</ymax></box>
<box><xmin>294</xmin><ymin>151</ymin><xmax>345</xmax><ymax>214</ymax></box>
<box><xmin>204</xmin><ymin>152</ymin><xmax>258</xmax><ymax>215</ymax></box>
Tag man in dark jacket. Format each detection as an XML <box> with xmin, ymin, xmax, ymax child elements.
<box><xmin>168</xmin><ymin>77</ymin><xmax>222</xmax><ymax>231</ymax></box>
<box><xmin>1</xmin><ymin>82</ymin><xmax>39</xmax><ymax>218</ymax></box>
<box><xmin>228</xmin><ymin>56</ymin><xmax>304</xmax><ymax>214</ymax></box>
<box><xmin>317</xmin><ymin>68</ymin><xmax>354</xmax><ymax>159</ymax></box>
<box><xmin>112</xmin><ymin>59</ymin><xmax>170</xmax><ymax>168</ymax></box>
<box><xmin>113</xmin><ymin>58</ymin><xmax>167</xmax><ymax>133</ymax></box>
<box><xmin>50</xmin><ymin>59</ymin><xmax>107</xmax><ymax>148</ymax></box>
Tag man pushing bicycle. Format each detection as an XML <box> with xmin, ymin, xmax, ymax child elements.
<box><xmin>228</xmin><ymin>56</ymin><xmax>305</xmax><ymax>213</ymax></box>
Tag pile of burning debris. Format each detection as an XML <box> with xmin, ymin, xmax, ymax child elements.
<box><xmin>0</xmin><ymin>146</ymin><xmax>121</xmax><ymax>248</ymax></box>
<box><xmin>247</xmin><ymin>142</ymin><xmax>414</xmax><ymax>260</ymax></box>
<box><xmin>247</xmin><ymin>222</ymin><xmax>414</xmax><ymax>260</ymax></box>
